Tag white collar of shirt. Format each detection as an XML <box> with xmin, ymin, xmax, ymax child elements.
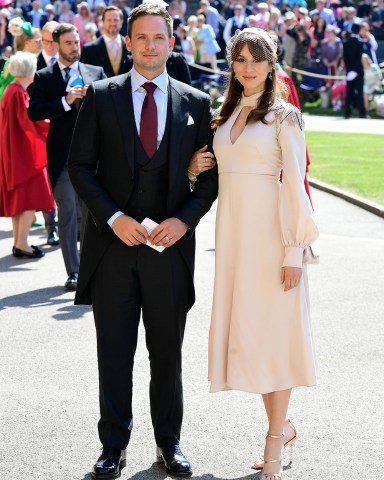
<box><xmin>131</xmin><ymin>66</ymin><xmax>168</xmax><ymax>95</ymax></box>
<box><xmin>58</xmin><ymin>60</ymin><xmax>79</xmax><ymax>75</ymax></box>
<box><xmin>103</xmin><ymin>34</ymin><xmax>121</xmax><ymax>46</ymax></box>
<box><xmin>234</xmin><ymin>15</ymin><xmax>245</xmax><ymax>26</ymax></box>
<box><xmin>42</xmin><ymin>51</ymin><xmax>58</xmax><ymax>66</ymax></box>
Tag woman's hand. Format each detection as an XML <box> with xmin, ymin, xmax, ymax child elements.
<box><xmin>188</xmin><ymin>145</ymin><xmax>216</xmax><ymax>175</ymax></box>
<box><xmin>281</xmin><ymin>267</ymin><xmax>302</xmax><ymax>292</ymax></box>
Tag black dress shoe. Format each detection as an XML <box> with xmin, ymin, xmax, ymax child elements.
<box><xmin>46</xmin><ymin>231</ymin><xmax>59</xmax><ymax>246</ymax></box>
<box><xmin>64</xmin><ymin>272</ymin><xmax>78</xmax><ymax>290</ymax></box>
<box><xmin>156</xmin><ymin>445</ymin><xmax>192</xmax><ymax>476</ymax></box>
<box><xmin>13</xmin><ymin>245</ymin><xmax>45</xmax><ymax>259</ymax></box>
<box><xmin>91</xmin><ymin>448</ymin><xmax>126</xmax><ymax>479</ymax></box>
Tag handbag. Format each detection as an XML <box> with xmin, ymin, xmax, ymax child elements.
<box><xmin>303</xmin><ymin>239</ymin><xmax>320</xmax><ymax>264</ymax></box>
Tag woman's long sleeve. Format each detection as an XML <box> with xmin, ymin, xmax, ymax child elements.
<box><xmin>277</xmin><ymin>107</ymin><xmax>319</xmax><ymax>268</ymax></box>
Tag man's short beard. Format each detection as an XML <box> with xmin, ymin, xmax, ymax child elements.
<box><xmin>105</xmin><ymin>28</ymin><xmax>119</xmax><ymax>37</ymax></box>
<box><xmin>59</xmin><ymin>50</ymin><xmax>80</xmax><ymax>63</ymax></box>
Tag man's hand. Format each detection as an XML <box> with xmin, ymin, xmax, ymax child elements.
<box><xmin>149</xmin><ymin>218</ymin><xmax>189</xmax><ymax>247</ymax></box>
<box><xmin>281</xmin><ymin>267</ymin><xmax>302</xmax><ymax>292</ymax></box>
<box><xmin>111</xmin><ymin>215</ymin><xmax>149</xmax><ymax>246</ymax></box>
<box><xmin>66</xmin><ymin>85</ymin><xmax>87</xmax><ymax>105</ymax></box>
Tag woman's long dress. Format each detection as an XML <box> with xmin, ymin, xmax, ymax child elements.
<box><xmin>0</xmin><ymin>83</ymin><xmax>55</xmax><ymax>217</ymax></box>
<box><xmin>208</xmin><ymin>93</ymin><xmax>319</xmax><ymax>394</ymax></box>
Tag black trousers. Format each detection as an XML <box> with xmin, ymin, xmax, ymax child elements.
<box><xmin>345</xmin><ymin>74</ymin><xmax>366</xmax><ymax>118</ymax></box>
<box><xmin>91</xmin><ymin>236</ymin><xmax>190</xmax><ymax>450</ymax></box>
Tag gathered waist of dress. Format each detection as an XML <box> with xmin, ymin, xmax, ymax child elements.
<box><xmin>218</xmin><ymin>170</ymin><xmax>281</xmax><ymax>182</ymax></box>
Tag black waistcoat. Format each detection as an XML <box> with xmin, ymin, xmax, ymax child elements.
<box><xmin>231</xmin><ymin>18</ymin><xmax>247</xmax><ymax>38</ymax></box>
<box><xmin>125</xmin><ymin>90</ymin><xmax>171</xmax><ymax>224</ymax></box>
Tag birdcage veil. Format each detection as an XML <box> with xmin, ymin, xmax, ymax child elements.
<box><xmin>226</xmin><ymin>28</ymin><xmax>277</xmax><ymax>65</ymax></box>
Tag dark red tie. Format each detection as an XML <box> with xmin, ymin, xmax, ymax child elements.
<box><xmin>140</xmin><ymin>82</ymin><xmax>158</xmax><ymax>159</ymax></box>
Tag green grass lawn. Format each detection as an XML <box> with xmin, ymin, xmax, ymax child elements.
<box><xmin>302</xmin><ymin>100</ymin><xmax>384</xmax><ymax>120</ymax></box>
<box><xmin>305</xmin><ymin>131</ymin><xmax>384</xmax><ymax>205</ymax></box>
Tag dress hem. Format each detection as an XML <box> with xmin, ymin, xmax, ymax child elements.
<box><xmin>209</xmin><ymin>379</ymin><xmax>318</xmax><ymax>395</ymax></box>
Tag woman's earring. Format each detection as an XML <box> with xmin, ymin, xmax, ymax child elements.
<box><xmin>234</xmin><ymin>75</ymin><xmax>238</xmax><ymax>81</ymax></box>
<box><xmin>268</xmin><ymin>72</ymin><xmax>272</xmax><ymax>81</ymax></box>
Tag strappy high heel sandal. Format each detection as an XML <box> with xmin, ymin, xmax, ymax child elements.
<box><xmin>260</xmin><ymin>432</ymin><xmax>284</xmax><ymax>480</ymax></box>
<box><xmin>252</xmin><ymin>420</ymin><xmax>297</xmax><ymax>470</ymax></box>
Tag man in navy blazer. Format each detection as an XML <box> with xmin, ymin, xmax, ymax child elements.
<box><xmin>343</xmin><ymin>23</ymin><xmax>367</xmax><ymax>118</ymax></box>
<box><xmin>80</xmin><ymin>6</ymin><xmax>130</xmax><ymax>77</ymax></box>
<box><xmin>69</xmin><ymin>4</ymin><xmax>217</xmax><ymax>479</ymax></box>
<box><xmin>28</xmin><ymin>23</ymin><xmax>106</xmax><ymax>290</ymax></box>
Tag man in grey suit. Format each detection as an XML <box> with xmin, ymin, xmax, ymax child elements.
<box><xmin>28</xmin><ymin>24</ymin><xmax>106</xmax><ymax>290</ymax></box>
<box><xmin>69</xmin><ymin>4</ymin><xmax>217</xmax><ymax>478</ymax></box>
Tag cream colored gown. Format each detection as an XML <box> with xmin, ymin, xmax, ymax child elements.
<box><xmin>208</xmin><ymin>92</ymin><xmax>319</xmax><ymax>394</ymax></box>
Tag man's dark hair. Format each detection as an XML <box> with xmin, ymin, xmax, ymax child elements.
<box><xmin>52</xmin><ymin>23</ymin><xmax>78</xmax><ymax>43</ymax></box>
<box><xmin>127</xmin><ymin>3</ymin><xmax>173</xmax><ymax>38</ymax></box>
<box><xmin>351</xmin><ymin>23</ymin><xmax>361</xmax><ymax>35</ymax></box>
<box><xmin>102</xmin><ymin>5</ymin><xmax>123</xmax><ymax>22</ymax></box>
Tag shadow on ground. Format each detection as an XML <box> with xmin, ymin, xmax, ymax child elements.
<box><xmin>0</xmin><ymin>285</ymin><xmax>91</xmax><ymax>320</ymax></box>
<box><xmin>81</xmin><ymin>463</ymin><xmax>260</xmax><ymax>480</ymax></box>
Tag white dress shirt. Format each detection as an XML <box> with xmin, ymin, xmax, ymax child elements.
<box><xmin>108</xmin><ymin>67</ymin><xmax>169</xmax><ymax>227</ymax></box>
<box><xmin>131</xmin><ymin>66</ymin><xmax>168</xmax><ymax>147</ymax></box>
<box><xmin>58</xmin><ymin>60</ymin><xmax>81</xmax><ymax>112</ymax></box>
<box><xmin>42</xmin><ymin>50</ymin><xmax>58</xmax><ymax>67</ymax></box>
<box><xmin>103</xmin><ymin>34</ymin><xmax>121</xmax><ymax>60</ymax></box>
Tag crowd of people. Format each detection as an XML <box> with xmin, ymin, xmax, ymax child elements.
<box><xmin>1</xmin><ymin>1</ymin><xmax>384</xmax><ymax>70</ymax></box>
<box><xmin>1</xmin><ymin>1</ymin><xmax>383</xmax><ymax>101</ymax></box>
<box><xmin>0</xmin><ymin>2</ymin><xmax>382</xmax><ymax>280</ymax></box>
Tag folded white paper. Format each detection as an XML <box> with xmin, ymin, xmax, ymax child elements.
<box><xmin>141</xmin><ymin>217</ymin><xmax>165</xmax><ymax>252</ymax></box>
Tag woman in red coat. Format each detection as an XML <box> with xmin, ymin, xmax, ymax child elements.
<box><xmin>0</xmin><ymin>51</ymin><xmax>55</xmax><ymax>258</ymax></box>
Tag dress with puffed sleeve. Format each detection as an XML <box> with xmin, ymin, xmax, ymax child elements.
<box><xmin>209</xmin><ymin>94</ymin><xmax>319</xmax><ymax>394</ymax></box>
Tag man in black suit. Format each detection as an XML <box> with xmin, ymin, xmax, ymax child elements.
<box><xmin>37</xmin><ymin>21</ymin><xmax>59</xmax><ymax>71</ymax></box>
<box><xmin>68</xmin><ymin>4</ymin><xmax>217</xmax><ymax>479</ymax></box>
<box><xmin>36</xmin><ymin>21</ymin><xmax>60</xmax><ymax>246</ymax></box>
<box><xmin>28</xmin><ymin>23</ymin><xmax>106</xmax><ymax>290</ymax></box>
<box><xmin>80</xmin><ymin>5</ymin><xmax>130</xmax><ymax>77</ymax></box>
<box><xmin>343</xmin><ymin>23</ymin><xmax>366</xmax><ymax>118</ymax></box>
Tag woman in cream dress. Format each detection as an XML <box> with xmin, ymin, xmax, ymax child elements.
<box><xmin>189</xmin><ymin>28</ymin><xmax>319</xmax><ymax>480</ymax></box>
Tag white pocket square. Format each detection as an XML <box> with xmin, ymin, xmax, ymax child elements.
<box><xmin>187</xmin><ymin>115</ymin><xmax>195</xmax><ymax>126</ymax></box>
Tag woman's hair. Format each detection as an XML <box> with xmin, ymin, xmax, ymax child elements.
<box><xmin>78</xmin><ymin>1</ymin><xmax>90</xmax><ymax>15</ymax></box>
<box><xmin>8</xmin><ymin>17</ymin><xmax>39</xmax><ymax>51</ymax></box>
<box><xmin>15</xmin><ymin>28</ymin><xmax>40</xmax><ymax>51</ymax></box>
<box><xmin>8</xmin><ymin>51</ymin><xmax>37</xmax><ymax>77</ymax></box>
<box><xmin>314</xmin><ymin>16</ymin><xmax>327</xmax><ymax>32</ymax></box>
<box><xmin>212</xmin><ymin>28</ymin><xmax>288</xmax><ymax>128</ymax></box>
